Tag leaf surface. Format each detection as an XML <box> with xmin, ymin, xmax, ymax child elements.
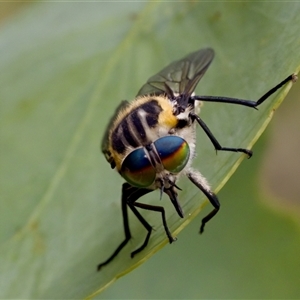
<box><xmin>0</xmin><ymin>2</ymin><xmax>299</xmax><ymax>298</ymax></box>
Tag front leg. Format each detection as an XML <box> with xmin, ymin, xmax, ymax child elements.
<box><xmin>97</xmin><ymin>183</ymin><xmax>152</xmax><ymax>271</ymax></box>
<box><xmin>186</xmin><ymin>169</ymin><xmax>220</xmax><ymax>233</ymax></box>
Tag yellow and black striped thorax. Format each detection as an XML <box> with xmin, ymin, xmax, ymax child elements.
<box><xmin>102</xmin><ymin>95</ymin><xmax>185</xmax><ymax>171</ymax></box>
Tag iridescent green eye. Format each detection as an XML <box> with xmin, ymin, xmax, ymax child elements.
<box><xmin>154</xmin><ymin>136</ymin><xmax>190</xmax><ymax>173</ymax></box>
<box><xmin>121</xmin><ymin>148</ymin><xmax>156</xmax><ymax>188</ymax></box>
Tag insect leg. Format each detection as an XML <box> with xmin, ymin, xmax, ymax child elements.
<box><xmin>190</xmin><ymin>112</ymin><xmax>252</xmax><ymax>157</ymax></box>
<box><xmin>97</xmin><ymin>183</ymin><xmax>151</xmax><ymax>271</ymax></box>
<box><xmin>129</xmin><ymin>201</ymin><xmax>177</xmax><ymax>258</ymax></box>
<box><xmin>191</xmin><ymin>74</ymin><xmax>296</xmax><ymax>108</ymax></box>
<box><xmin>187</xmin><ymin>169</ymin><xmax>220</xmax><ymax>233</ymax></box>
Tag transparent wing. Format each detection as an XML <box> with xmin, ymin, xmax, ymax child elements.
<box><xmin>137</xmin><ymin>48</ymin><xmax>215</xmax><ymax>105</ymax></box>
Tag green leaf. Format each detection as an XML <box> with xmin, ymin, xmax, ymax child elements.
<box><xmin>0</xmin><ymin>2</ymin><xmax>299</xmax><ymax>298</ymax></box>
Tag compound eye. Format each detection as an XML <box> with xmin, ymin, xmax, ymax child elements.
<box><xmin>154</xmin><ymin>136</ymin><xmax>190</xmax><ymax>174</ymax></box>
<box><xmin>121</xmin><ymin>148</ymin><xmax>156</xmax><ymax>188</ymax></box>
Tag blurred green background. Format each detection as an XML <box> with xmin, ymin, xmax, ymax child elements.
<box><xmin>0</xmin><ymin>2</ymin><xmax>299</xmax><ymax>299</ymax></box>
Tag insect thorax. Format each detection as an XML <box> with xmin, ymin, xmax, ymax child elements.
<box><xmin>107</xmin><ymin>95</ymin><xmax>197</xmax><ymax>172</ymax></box>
